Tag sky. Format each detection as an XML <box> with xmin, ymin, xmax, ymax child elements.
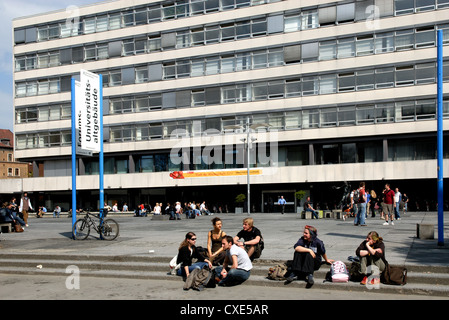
<box><xmin>0</xmin><ymin>0</ymin><xmax>98</xmax><ymax>132</ymax></box>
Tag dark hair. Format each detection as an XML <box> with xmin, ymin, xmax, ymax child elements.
<box><xmin>223</xmin><ymin>235</ymin><xmax>234</xmax><ymax>244</ymax></box>
<box><xmin>211</xmin><ymin>217</ymin><xmax>222</xmax><ymax>226</ymax></box>
<box><xmin>179</xmin><ymin>232</ymin><xmax>196</xmax><ymax>250</ymax></box>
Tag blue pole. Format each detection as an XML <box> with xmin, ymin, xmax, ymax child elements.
<box><xmin>71</xmin><ymin>78</ymin><xmax>77</xmax><ymax>235</ymax></box>
<box><xmin>99</xmin><ymin>75</ymin><xmax>105</xmax><ymax>218</ymax></box>
<box><xmin>437</xmin><ymin>30</ymin><xmax>444</xmax><ymax>247</ymax></box>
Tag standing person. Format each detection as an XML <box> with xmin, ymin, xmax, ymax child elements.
<box><xmin>234</xmin><ymin>217</ymin><xmax>264</xmax><ymax>261</ymax></box>
<box><xmin>278</xmin><ymin>196</ymin><xmax>287</xmax><ymax>214</ymax></box>
<box><xmin>394</xmin><ymin>188</ymin><xmax>401</xmax><ymax>220</ymax></box>
<box><xmin>356</xmin><ymin>231</ymin><xmax>387</xmax><ymax>286</ymax></box>
<box><xmin>19</xmin><ymin>192</ymin><xmax>32</xmax><ymax>227</ymax></box>
<box><xmin>354</xmin><ymin>182</ymin><xmax>367</xmax><ymax>226</ymax></box>
<box><xmin>285</xmin><ymin>225</ymin><xmax>334</xmax><ymax>286</ymax></box>
<box><xmin>207</xmin><ymin>217</ymin><xmax>227</xmax><ymax>266</ymax></box>
<box><xmin>382</xmin><ymin>184</ymin><xmax>396</xmax><ymax>226</ymax></box>
<box><xmin>370</xmin><ymin>190</ymin><xmax>378</xmax><ymax>218</ymax></box>
<box><xmin>303</xmin><ymin>196</ymin><xmax>319</xmax><ymax>219</ymax></box>
<box><xmin>176</xmin><ymin>232</ymin><xmax>212</xmax><ymax>280</ymax></box>
<box><xmin>214</xmin><ymin>236</ymin><xmax>252</xmax><ymax>287</ymax></box>
<box><xmin>402</xmin><ymin>193</ymin><xmax>409</xmax><ymax>215</ymax></box>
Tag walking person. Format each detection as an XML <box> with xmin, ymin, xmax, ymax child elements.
<box><xmin>394</xmin><ymin>188</ymin><xmax>401</xmax><ymax>220</ymax></box>
<box><xmin>19</xmin><ymin>192</ymin><xmax>32</xmax><ymax>227</ymax></box>
<box><xmin>278</xmin><ymin>196</ymin><xmax>287</xmax><ymax>214</ymax></box>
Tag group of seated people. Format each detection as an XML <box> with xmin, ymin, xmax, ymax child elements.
<box><xmin>0</xmin><ymin>201</ymin><xmax>26</xmax><ymax>232</ymax></box>
<box><xmin>175</xmin><ymin>216</ymin><xmax>386</xmax><ymax>288</ymax></box>
<box><xmin>176</xmin><ymin>217</ymin><xmax>264</xmax><ymax>287</ymax></box>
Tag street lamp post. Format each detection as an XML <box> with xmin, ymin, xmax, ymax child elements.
<box><xmin>225</xmin><ymin>117</ymin><xmax>269</xmax><ymax>214</ymax></box>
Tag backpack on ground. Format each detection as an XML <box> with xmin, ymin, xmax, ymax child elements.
<box><xmin>330</xmin><ymin>261</ymin><xmax>349</xmax><ymax>283</ymax></box>
<box><xmin>267</xmin><ymin>261</ymin><xmax>291</xmax><ymax>281</ymax></box>
<box><xmin>183</xmin><ymin>267</ymin><xmax>216</xmax><ymax>291</ymax></box>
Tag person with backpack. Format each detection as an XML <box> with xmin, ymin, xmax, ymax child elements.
<box><xmin>354</xmin><ymin>182</ymin><xmax>367</xmax><ymax>226</ymax></box>
<box><xmin>356</xmin><ymin>231</ymin><xmax>387</xmax><ymax>286</ymax></box>
<box><xmin>285</xmin><ymin>225</ymin><xmax>334</xmax><ymax>287</ymax></box>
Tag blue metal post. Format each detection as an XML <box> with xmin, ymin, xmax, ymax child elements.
<box><xmin>71</xmin><ymin>78</ymin><xmax>77</xmax><ymax>234</ymax></box>
<box><xmin>99</xmin><ymin>75</ymin><xmax>105</xmax><ymax>218</ymax></box>
<box><xmin>437</xmin><ymin>30</ymin><xmax>444</xmax><ymax>246</ymax></box>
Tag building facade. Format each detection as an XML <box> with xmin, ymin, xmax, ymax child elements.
<box><xmin>9</xmin><ymin>0</ymin><xmax>449</xmax><ymax>212</ymax></box>
<box><xmin>0</xmin><ymin>129</ymin><xmax>30</xmax><ymax>180</ymax></box>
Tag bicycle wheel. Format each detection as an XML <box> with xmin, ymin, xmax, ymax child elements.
<box><xmin>100</xmin><ymin>219</ymin><xmax>119</xmax><ymax>241</ymax></box>
<box><xmin>72</xmin><ymin>219</ymin><xmax>90</xmax><ymax>240</ymax></box>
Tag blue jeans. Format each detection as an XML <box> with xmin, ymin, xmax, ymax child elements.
<box><xmin>354</xmin><ymin>203</ymin><xmax>366</xmax><ymax>225</ymax></box>
<box><xmin>395</xmin><ymin>202</ymin><xmax>401</xmax><ymax>219</ymax></box>
<box><xmin>177</xmin><ymin>262</ymin><xmax>209</xmax><ymax>278</ymax></box>
<box><xmin>306</xmin><ymin>208</ymin><xmax>319</xmax><ymax>219</ymax></box>
<box><xmin>214</xmin><ymin>266</ymin><xmax>251</xmax><ymax>286</ymax></box>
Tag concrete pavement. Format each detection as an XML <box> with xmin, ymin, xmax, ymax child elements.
<box><xmin>1</xmin><ymin>210</ymin><xmax>448</xmax><ymax>268</ymax></box>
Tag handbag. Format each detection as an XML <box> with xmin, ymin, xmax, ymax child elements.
<box><xmin>169</xmin><ymin>255</ymin><xmax>181</xmax><ymax>275</ymax></box>
<box><xmin>382</xmin><ymin>263</ymin><xmax>407</xmax><ymax>285</ymax></box>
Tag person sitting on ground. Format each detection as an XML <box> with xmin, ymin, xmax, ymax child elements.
<box><xmin>285</xmin><ymin>225</ymin><xmax>334</xmax><ymax>286</ymax></box>
<box><xmin>37</xmin><ymin>206</ymin><xmax>47</xmax><ymax>218</ymax></box>
<box><xmin>200</xmin><ymin>201</ymin><xmax>212</xmax><ymax>215</ymax></box>
<box><xmin>214</xmin><ymin>236</ymin><xmax>252</xmax><ymax>287</ymax></box>
<box><xmin>356</xmin><ymin>231</ymin><xmax>387</xmax><ymax>286</ymax></box>
<box><xmin>207</xmin><ymin>217</ymin><xmax>227</xmax><ymax>266</ymax></box>
<box><xmin>234</xmin><ymin>217</ymin><xmax>264</xmax><ymax>261</ymax></box>
<box><xmin>176</xmin><ymin>232</ymin><xmax>212</xmax><ymax>280</ymax></box>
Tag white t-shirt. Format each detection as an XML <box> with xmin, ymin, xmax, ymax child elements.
<box><xmin>228</xmin><ymin>244</ymin><xmax>253</xmax><ymax>271</ymax></box>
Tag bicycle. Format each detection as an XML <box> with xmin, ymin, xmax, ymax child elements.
<box><xmin>72</xmin><ymin>210</ymin><xmax>119</xmax><ymax>241</ymax></box>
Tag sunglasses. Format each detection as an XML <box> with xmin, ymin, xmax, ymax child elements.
<box><xmin>190</xmin><ymin>238</ymin><xmax>197</xmax><ymax>241</ymax></box>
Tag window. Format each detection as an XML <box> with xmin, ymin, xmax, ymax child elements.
<box><xmin>375</xmin><ymin>32</ymin><xmax>394</xmax><ymax>53</ymax></box>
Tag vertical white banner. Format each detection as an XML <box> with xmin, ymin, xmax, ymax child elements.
<box><xmin>74</xmin><ymin>81</ymin><xmax>92</xmax><ymax>157</ymax></box>
<box><xmin>79</xmin><ymin>69</ymin><xmax>101</xmax><ymax>152</ymax></box>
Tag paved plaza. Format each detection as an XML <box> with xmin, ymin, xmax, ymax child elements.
<box><xmin>1</xmin><ymin>210</ymin><xmax>448</xmax><ymax>268</ymax></box>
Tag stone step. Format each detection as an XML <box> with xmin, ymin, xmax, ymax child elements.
<box><xmin>0</xmin><ymin>254</ymin><xmax>448</xmax><ymax>297</ymax></box>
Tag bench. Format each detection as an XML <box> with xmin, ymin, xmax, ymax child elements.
<box><xmin>332</xmin><ymin>210</ymin><xmax>342</xmax><ymax>220</ymax></box>
<box><xmin>324</xmin><ymin>211</ymin><xmax>332</xmax><ymax>219</ymax></box>
<box><xmin>0</xmin><ymin>223</ymin><xmax>12</xmax><ymax>233</ymax></box>
<box><xmin>300</xmin><ymin>211</ymin><xmax>312</xmax><ymax>219</ymax></box>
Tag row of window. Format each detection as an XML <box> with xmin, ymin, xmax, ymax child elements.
<box><xmin>15</xmin><ymin>59</ymin><xmax>449</xmax><ymax>116</ymax></box>
<box><xmin>14</xmin><ymin>7</ymin><xmax>449</xmax><ymax>73</ymax></box>
<box><xmin>15</xmin><ymin>0</ymin><xmax>278</xmax><ymax>44</ymax></box>
<box><xmin>15</xmin><ymin>98</ymin><xmax>449</xmax><ymax>150</ymax></box>
<box><xmin>37</xmin><ymin>136</ymin><xmax>449</xmax><ymax>178</ymax></box>
<box><xmin>14</xmin><ymin>0</ymin><xmax>449</xmax><ymax>46</ymax></box>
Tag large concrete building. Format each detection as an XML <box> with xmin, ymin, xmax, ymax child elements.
<box><xmin>8</xmin><ymin>0</ymin><xmax>449</xmax><ymax>212</ymax></box>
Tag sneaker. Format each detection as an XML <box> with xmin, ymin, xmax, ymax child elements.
<box><xmin>391</xmin><ymin>221</ymin><xmax>394</xmax><ymax>226</ymax></box>
<box><xmin>307</xmin><ymin>274</ymin><xmax>314</xmax><ymax>286</ymax></box>
<box><xmin>284</xmin><ymin>273</ymin><xmax>297</xmax><ymax>284</ymax></box>
<box><xmin>383</xmin><ymin>222</ymin><xmax>389</xmax><ymax>225</ymax></box>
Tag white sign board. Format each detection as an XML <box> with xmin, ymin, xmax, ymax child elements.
<box><xmin>74</xmin><ymin>81</ymin><xmax>92</xmax><ymax>157</ymax></box>
<box><xmin>79</xmin><ymin>69</ymin><xmax>101</xmax><ymax>152</ymax></box>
